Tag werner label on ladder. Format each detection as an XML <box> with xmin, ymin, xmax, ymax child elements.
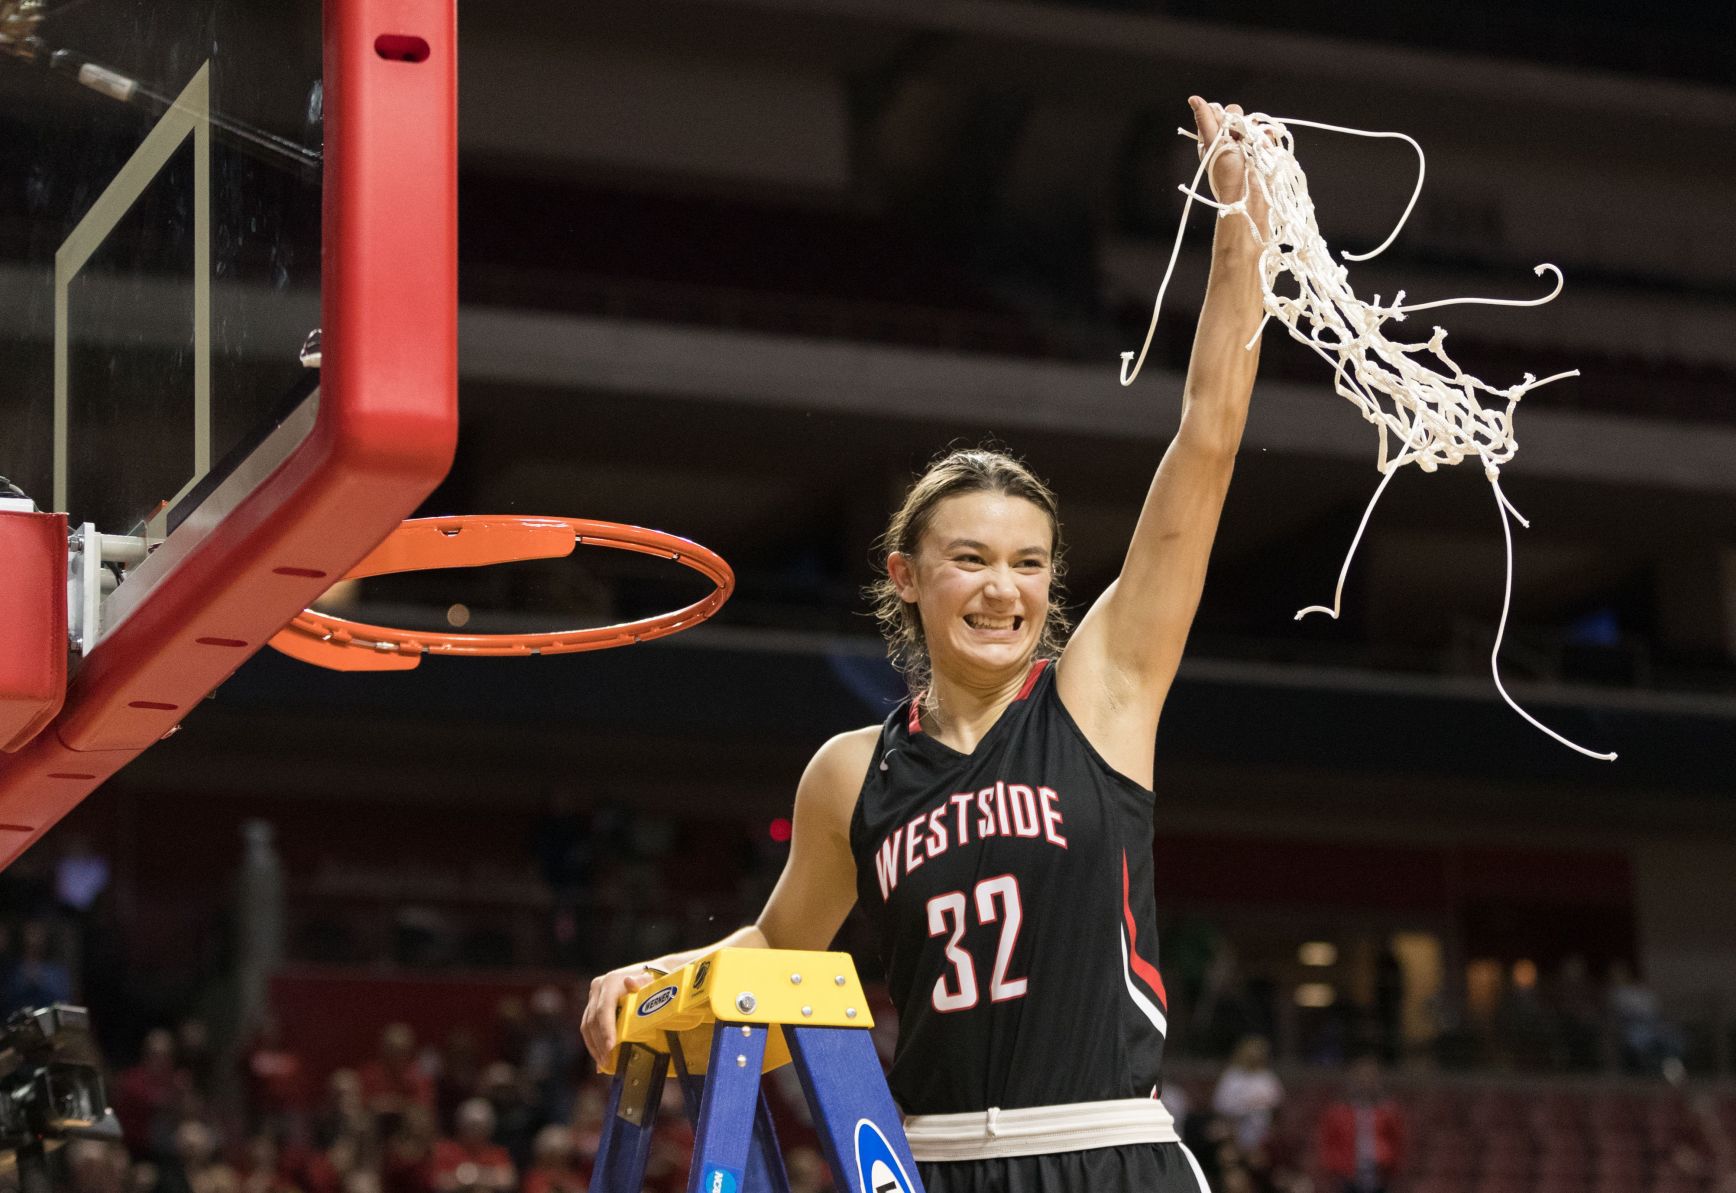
<box><xmin>593</xmin><ymin>948</ymin><xmax>926</xmax><ymax>1193</ymax></box>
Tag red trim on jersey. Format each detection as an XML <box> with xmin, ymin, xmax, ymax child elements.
<box><xmin>908</xmin><ymin>659</ymin><xmax>1047</xmax><ymax>736</ymax></box>
<box><xmin>1121</xmin><ymin>850</ymin><xmax>1168</xmax><ymax>1008</ymax></box>
<box><xmin>1015</xmin><ymin>657</ymin><xmax>1051</xmax><ymax>701</ymax></box>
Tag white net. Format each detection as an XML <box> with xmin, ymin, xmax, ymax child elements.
<box><xmin>1121</xmin><ymin>104</ymin><xmax>1614</xmax><ymax>761</ymax></box>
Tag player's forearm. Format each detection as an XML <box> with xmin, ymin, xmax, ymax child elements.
<box><xmin>1178</xmin><ymin>230</ymin><xmax>1264</xmax><ymax>453</ymax></box>
<box><xmin>644</xmin><ymin>923</ymin><xmax>768</xmax><ymax>975</ymax></box>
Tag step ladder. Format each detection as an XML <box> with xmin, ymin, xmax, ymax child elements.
<box><xmin>593</xmin><ymin>948</ymin><xmax>927</xmax><ymax>1193</ymax></box>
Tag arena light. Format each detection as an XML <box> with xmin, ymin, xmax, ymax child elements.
<box><xmin>1294</xmin><ymin>983</ymin><xmax>1336</xmax><ymax>1008</ymax></box>
<box><xmin>1298</xmin><ymin>942</ymin><xmax>1338</xmax><ymax>967</ymax></box>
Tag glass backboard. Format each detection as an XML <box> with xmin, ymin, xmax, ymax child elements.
<box><xmin>0</xmin><ymin>0</ymin><xmax>324</xmax><ymax>635</ymax></box>
<box><xmin>0</xmin><ymin>0</ymin><xmax>457</xmax><ymax>867</ymax></box>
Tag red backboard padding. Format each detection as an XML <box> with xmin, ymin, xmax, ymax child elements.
<box><xmin>0</xmin><ymin>0</ymin><xmax>459</xmax><ymax>870</ymax></box>
<box><xmin>0</xmin><ymin>512</ymin><xmax>68</xmax><ymax>755</ymax></box>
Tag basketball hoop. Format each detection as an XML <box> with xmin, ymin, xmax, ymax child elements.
<box><xmin>268</xmin><ymin>516</ymin><xmax>734</xmax><ymax>671</ymax></box>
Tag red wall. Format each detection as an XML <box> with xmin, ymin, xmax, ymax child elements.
<box><xmin>268</xmin><ymin>966</ymin><xmax>582</xmax><ymax>1085</ymax></box>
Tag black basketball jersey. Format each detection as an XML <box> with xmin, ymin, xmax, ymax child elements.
<box><xmin>848</xmin><ymin>658</ymin><xmax>1170</xmax><ymax>1116</ymax></box>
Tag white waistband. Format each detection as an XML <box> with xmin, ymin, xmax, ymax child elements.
<box><xmin>902</xmin><ymin>1097</ymin><xmax>1179</xmax><ymax>1162</ymax></box>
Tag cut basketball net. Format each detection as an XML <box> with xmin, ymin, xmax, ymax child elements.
<box><xmin>1121</xmin><ymin>103</ymin><xmax>1613</xmax><ymax>760</ymax></box>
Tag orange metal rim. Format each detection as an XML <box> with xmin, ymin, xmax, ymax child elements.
<box><xmin>277</xmin><ymin>516</ymin><xmax>734</xmax><ymax>660</ymax></box>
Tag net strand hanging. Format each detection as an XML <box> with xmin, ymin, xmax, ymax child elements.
<box><xmin>1121</xmin><ymin>105</ymin><xmax>1614</xmax><ymax>761</ymax></box>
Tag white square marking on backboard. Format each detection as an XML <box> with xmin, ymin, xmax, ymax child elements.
<box><xmin>54</xmin><ymin>61</ymin><xmax>211</xmax><ymax>536</ymax></box>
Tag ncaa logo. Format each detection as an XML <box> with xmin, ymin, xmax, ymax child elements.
<box><xmin>853</xmin><ymin>1119</ymin><xmax>915</xmax><ymax>1193</ymax></box>
<box><xmin>635</xmin><ymin>987</ymin><xmax>677</xmax><ymax>1017</ymax></box>
<box><xmin>698</xmin><ymin>1166</ymin><xmax>739</xmax><ymax>1193</ymax></box>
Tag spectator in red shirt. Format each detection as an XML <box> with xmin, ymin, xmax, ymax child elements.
<box><xmin>358</xmin><ymin>1024</ymin><xmax>436</xmax><ymax>1128</ymax></box>
<box><xmin>291</xmin><ymin>1137</ymin><xmax>361</xmax><ymax>1193</ymax></box>
<box><xmin>113</xmin><ymin>1030</ymin><xmax>188</xmax><ymax>1159</ymax></box>
<box><xmin>430</xmin><ymin>1099</ymin><xmax>515</xmax><ymax>1193</ymax></box>
<box><xmin>1318</xmin><ymin>1056</ymin><xmax>1406</xmax><ymax>1193</ymax></box>
<box><xmin>521</xmin><ymin>1126</ymin><xmax>585</xmax><ymax>1193</ymax></box>
<box><xmin>244</xmin><ymin>1015</ymin><xmax>310</xmax><ymax>1133</ymax></box>
<box><xmin>381</xmin><ymin>1104</ymin><xmax>439</xmax><ymax>1193</ymax></box>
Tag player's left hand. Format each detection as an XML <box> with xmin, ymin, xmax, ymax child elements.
<box><xmin>1190</xmin><ymin>96</ymin><xmax>1271</xmax><ymax>240</ymax></box>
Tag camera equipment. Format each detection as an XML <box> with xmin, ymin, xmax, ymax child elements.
<box><xmin>0</xmin><ymin>1004</ymin><xmax>121</xmax><ymax>1193</ymax></box>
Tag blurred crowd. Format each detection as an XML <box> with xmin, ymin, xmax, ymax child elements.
<box><xmin>0</xmin><ymin>822</ymin><xmax>1729</xmax><ymax>1193</ymax></box>
<box><xmin>1166</xmin><ymin>1034</ymin><xmax>1736</xmax><ymax>1193</ymax></box>
<box><xmin>1122</xmin><ymin>921</ymin><xmax>1697</xmax><ymax>1079</ymax></box>
<box><xmin>51</xmin><ymin>998</ymin><xmax>660</xmax><ymax>1193</ymax></box>
<box><xmin>1166</xmin><ymin>1038</ymin><xmax>1410</xmax><ymax>1193</ymax></box>
<box><xmin>0</xmin><ymin>963</ymin><xmax>1730</xmax><ymax>1193</ymax></box>
<box><xmin>12</xmin><ymin>983</ymin><xmax>851</xmax><ymax>1193</ymax></box>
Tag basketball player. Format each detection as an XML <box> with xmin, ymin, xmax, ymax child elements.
<box><xmin>582</xmin><ymin>97</ymin><xmax>1266</xmax><ymax>1193</ymax></box>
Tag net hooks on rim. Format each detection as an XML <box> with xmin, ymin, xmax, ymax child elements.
<box><xmin>268</xmin><ymin>515</ymin><xmax>734</xmax><ymax>671</ymax></box>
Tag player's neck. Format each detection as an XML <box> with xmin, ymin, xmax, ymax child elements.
<box><xmin>923</xmin><ymin>665</ymin><xmax>1031</xmax><ymax>752</ymax></box>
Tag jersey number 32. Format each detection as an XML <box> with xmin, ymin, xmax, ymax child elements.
<box><xmin>926</xmin><ymin>875</ymin><xmax>1028</xmax><ymax>1012</ymax></box>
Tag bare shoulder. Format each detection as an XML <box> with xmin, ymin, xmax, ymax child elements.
<box><xmin>810</xmin><ymin>725</ymin><xmax>881</xmax><ymax>790</ymax></box>
<box><xmin>796</xmin><ymin>725</ymin><xmax>881</xmax><ymax>831</ymax></box>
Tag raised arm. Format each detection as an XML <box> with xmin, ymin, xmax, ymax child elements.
<box><xmin>1058</xmin><ymin>99</ymin><xmax>1266</xmax><ymax>775</ymax></box>
<box><xmin>579</xmin><ymin>726</ymin><xmax>873</xmax><ymax>1066</ymax></box>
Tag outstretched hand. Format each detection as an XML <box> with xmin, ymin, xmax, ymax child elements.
<box><xmin>1189</xmin><ymin>96</ymin><xmax>1270</xmax><ymax>240</ymax></box>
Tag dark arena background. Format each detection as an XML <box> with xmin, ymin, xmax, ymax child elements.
<box><xmin>3</xmin><ymin>1</ymin><xmax>1735</xmax><ymax>1191</ymax></box>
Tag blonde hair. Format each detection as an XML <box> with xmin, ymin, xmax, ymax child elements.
<box><xmin>869</xmin><ymin>447</ymin><xmax>1070</xmax><ymax>699</ymax></box>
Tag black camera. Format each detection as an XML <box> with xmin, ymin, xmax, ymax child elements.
<box><xmin>0</xmin><ymin>1004</ymin><xmax>121</xmax><ymax>1190</ymax></box>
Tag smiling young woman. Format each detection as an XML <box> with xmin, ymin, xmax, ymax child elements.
<box><xmin>581</xmin><ymin>96</ymin><xmax>1267</xmax><ymax>1193</ymax></box>
<box><xmin>871</xmin><ymin>454</ymin><xmax>1072</xmax><ymax>727</ymax></box>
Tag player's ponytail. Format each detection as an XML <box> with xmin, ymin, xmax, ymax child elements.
<box><xmin>870</xmin><ymin>446</ymin><xmax>1071</xmax><ymax>700</ymax></box>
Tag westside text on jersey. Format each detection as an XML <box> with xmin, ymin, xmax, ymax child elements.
<box><xmin>871</xmin><ymin>780</ymin><xmax>1070</xmax><ymax>901</ymax></box>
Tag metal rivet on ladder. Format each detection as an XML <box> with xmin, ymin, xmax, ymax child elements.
<box><xmin>846</xmin><ymin>1008</ymin><xmax>858</xmax><ymax>1019</ymax></box>
<box><xmin>801</xmin><ymin>1006</ymin><xmax>813</xmax><ymax>1017</ymax></box>
<box><xmin>740</xmin><ymin>1025</ymin><xmax>751</xmax><ymax>1037</ymax></box>
<box><xmin>834</xmin><ymin>975</ymin><xmax>846</xmax><ymax>986</ymax></box>
<box><xmin>736</xmin><ymin>1055</ymin><xmax>748</xmax><ymax>1068</ymax></box>
<box><xmin>736</xmin><ymin>993</ymin><xmax>757</xmax><ymax>1014</ymax></box>
<box><xmin>790</xmin><ymin>973</ymin><xmax>803</xmax><ymax>985</ymax></box>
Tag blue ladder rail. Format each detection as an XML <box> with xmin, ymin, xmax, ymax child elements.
<box><xmin>592</xmin><ymin>948</ymin><xmax>925</xmax><ymax>1193</ymax></box>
